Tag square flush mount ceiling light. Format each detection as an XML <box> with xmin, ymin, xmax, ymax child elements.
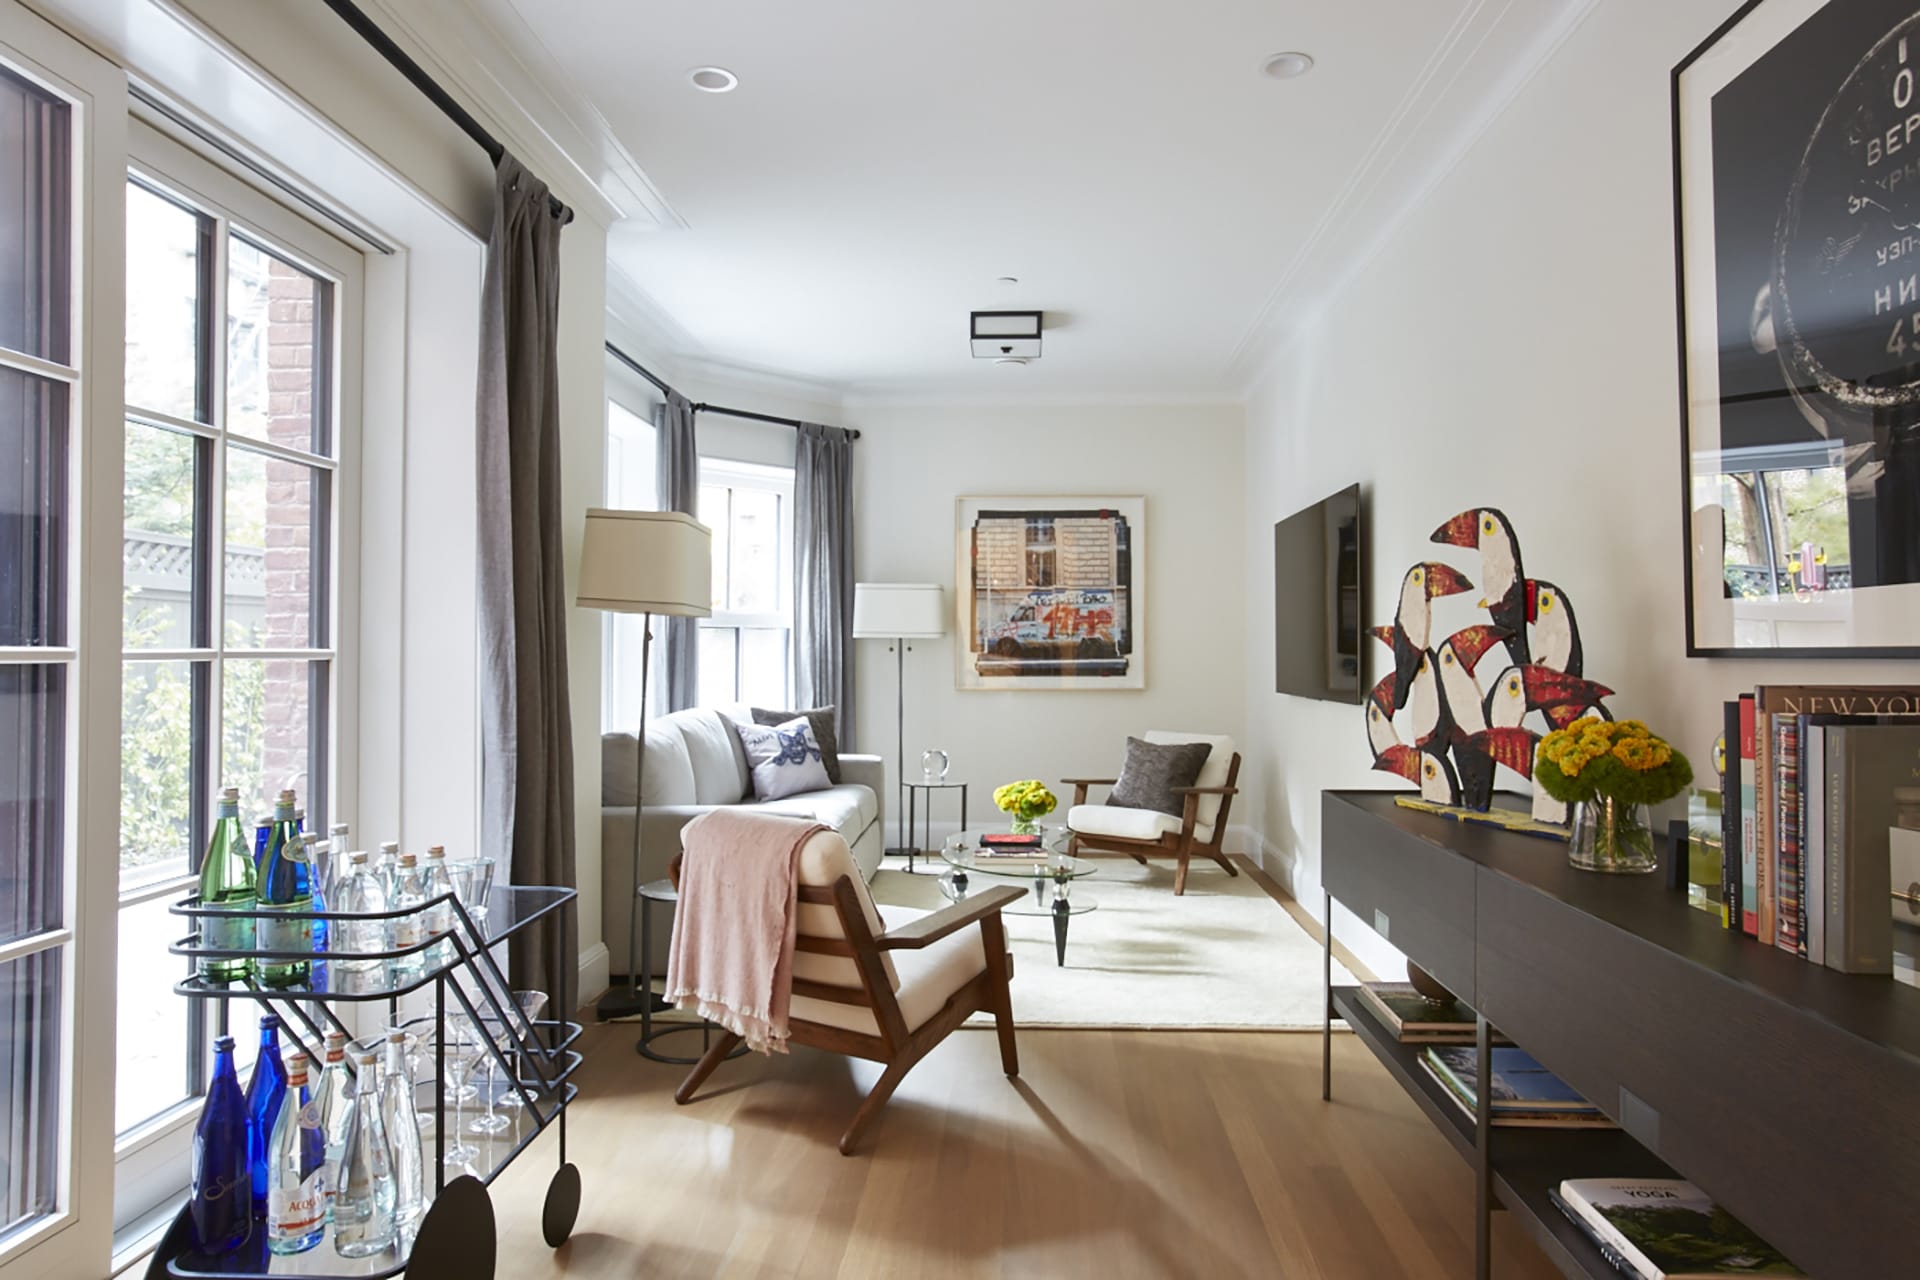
<box><xmin>970</xmin><ymin>310</ymin><xmax>1042</xmax><ymax>359</ymax></box>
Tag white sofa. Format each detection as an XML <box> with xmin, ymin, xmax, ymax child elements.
<box><xmin>601</xmin><ymin>706</ymin><xmax>885</xmax><ymax>975</ymax></box>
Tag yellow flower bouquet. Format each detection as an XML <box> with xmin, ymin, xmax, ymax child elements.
<box><xmin>993</xmin><ymin>779</ymin><xmax>1058</xmax><ymax>834</ymax></box>
<box><xmin>1534</xmin><ymin>718</ymin><xmax>1693</xmax><ymax>807</ymax></box>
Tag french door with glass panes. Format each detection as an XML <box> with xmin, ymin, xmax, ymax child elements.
<box><xmin>0</xmin><ymin>5</ymin><xmax>124</xmax><ymax>1275</ymax></box>
<box><xmin>112</xmin><ymin>123</ymin><xmax>361</xmax><ymax>1228</ymax></box>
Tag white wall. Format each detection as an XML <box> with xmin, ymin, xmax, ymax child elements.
<box><xmin>846</xmin><ymin>401</ymin><xmax>1247</xmax><ymax>839</ymax></box>
<box><xmin>1242</xmin><ymin>1</ymin><xmax>1920</xmax><ymax>977</ymax></box>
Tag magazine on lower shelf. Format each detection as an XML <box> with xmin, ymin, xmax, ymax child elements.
<box><xmin>1418</xmin><ymin>1046</ymin><xmax>1617</xmax><ymax>1129</ymax></box>
<box><xmin>1355</xmin><ymin>982</ymin><xmax>1510</xmax><ymax>1044</ymax></box>
<box><xmin>1555</xmin><ymin>1178</ymin><xmax>1804</xmax><ymax>1278</ymax></box>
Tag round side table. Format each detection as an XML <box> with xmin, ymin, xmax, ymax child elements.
<box><xmin>902</xmin><ymin>779</ymin><xmax>968</xmax><ymax>874</ymax></box>
<box><xmin>634</xmin><ymin>877</ymin><xmax>750</xmax><ymax>1065</ymax></box>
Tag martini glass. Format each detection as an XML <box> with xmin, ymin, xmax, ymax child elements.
<box><xmin>440</xmin><ymin>1015</ymin><xmax>486</xmax><ymax>1167</ymax></box>
<box><xmin>468</xmin><ymin>1015</ymin><xmax>513</xmax><ymax>1137</ymax></box>
<box><xmin>495</xmin><ymin>989</ymin><xmax>550</xmax><ymax>1113</ymax></box>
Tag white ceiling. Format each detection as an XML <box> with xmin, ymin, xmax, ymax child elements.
<box><xmin>460</xmin><ymin>0</ymin><xmax>1592</xmax><ymax>399</ymax></box>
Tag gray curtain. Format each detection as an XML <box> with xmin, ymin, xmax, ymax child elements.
<box><xmin>656</xmin><ymin>391</ymin><xmax>699</xmax><ymax>711</ymax></box>
<box><xmin>476</xmin><ymin>155</ymin><xmax>576</xmax><ymax>1014</ymax></box>
<box><xmin>793</xmin><ymin>424</ymin><xmax>856</xmax><ymax>746</ymax></box>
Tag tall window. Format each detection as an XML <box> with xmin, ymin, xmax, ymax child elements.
<box><xmin>115</xmin><ymin>163</ymin><xmax>353</xmax><ymax>1139</ymax></box>
<box><xmin>0</xmin><ymin>55</ymin><xmax>76</xmax><ymax>1254</ymax></box>
<box><xmin>698</xmin><ymin>458</ymin><xmax>793</xmax><ymax>708</ymax></box>
<box><xmin>601</xmin><ymin>389</ymin><xmax>656</xmax><ymax>730</ymax></box>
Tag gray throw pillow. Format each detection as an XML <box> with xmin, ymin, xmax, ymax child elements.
<box><xmin>1107</xmin><ymin>738</ymin><xmax>1213</xmax><ymax>818</ymax></box>
<box><xmin>737</xmin><ymin>716</ymin><xmax>833</xmax><ymax>802</ymax></box>
<box><xmin>752</xmin><ymin>705</ymin><xmax>842</xmax><ymax>784</ymax></box>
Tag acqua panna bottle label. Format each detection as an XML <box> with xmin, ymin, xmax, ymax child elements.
<box><xmin>268</xmin><ymin>1167</ymin><xmax>326</xmax><ymax>1240</ymax></box>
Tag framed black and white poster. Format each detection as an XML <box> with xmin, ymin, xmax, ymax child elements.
<box><xmin>1676</xmin><ymin>0</ymin><xmax>1920</xmax><ymax>656</ymax></box>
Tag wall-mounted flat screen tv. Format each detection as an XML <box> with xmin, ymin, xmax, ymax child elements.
<box><xmin>1274</xmin><ymin>483</ymin><xmax>1363</xmax><ymax>703</ymax></box>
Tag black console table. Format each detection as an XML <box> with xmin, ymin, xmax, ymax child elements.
<box><xmin>1320</xmin><ymin>790</ymin><xmax>1920</xmax><ymax>1280</ymax></box>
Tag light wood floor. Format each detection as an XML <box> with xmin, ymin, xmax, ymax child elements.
<box><xmin>490</xmin><ymin>1021</ymin><xmax>1558</xmax><ymax>1279</ymax></box>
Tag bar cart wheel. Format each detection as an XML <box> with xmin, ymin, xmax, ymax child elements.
<box><xmin>542</xmin><ymin>1161</ymin><xmax>581</xmax><ymax>1247</ymax></box>
<box><xmin>408</xmin><ymin>1174</ymin><xmax>495</xmax><ymax>1279</ymax></box>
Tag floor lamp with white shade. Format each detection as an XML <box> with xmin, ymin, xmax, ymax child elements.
<box><xmin>577</xmin><ymin>508</ymin><xmax>712</xmax><ymax>1022</ymax></box>
<box><xmin>852</xmin><ymin>583</ymin><xmax>946</xmax><ymax>861</ymax></box>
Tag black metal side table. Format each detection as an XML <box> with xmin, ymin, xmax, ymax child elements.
<box><xmin>634</xmin><ymin>878</ymin><xmax>750</xmax><ymax>1065</ymax></box>
<box><xmin>902</xmin><ymin>779</ymin><xmax>968</xmax><ymax>874</ymax></box>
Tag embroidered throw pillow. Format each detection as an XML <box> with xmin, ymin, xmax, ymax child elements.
<box><xmin>750</xmin><ymin>705</ymin><xmax>843</xmax><ymax>784</ymax></box>
<box><xmin>1106</xmin><ymin>738</ymin><xmax>1213</xmax><ymax>818</ymax></box>
<box><xmin>737</xmin><ymin>716</ymin><xmax>833</xmax><ymax>802</ymax></box>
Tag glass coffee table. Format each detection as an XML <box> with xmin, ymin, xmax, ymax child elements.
<box><xmin>939</xmin><ymin>828</ymin><xmax>1097</xmax><ymax>966</ymax></box>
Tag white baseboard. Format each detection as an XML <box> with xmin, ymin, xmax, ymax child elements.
<box><xmin>578</xmin><ymin>941</ymin><xmax>610</xmax><ymax>1005</ymax></box>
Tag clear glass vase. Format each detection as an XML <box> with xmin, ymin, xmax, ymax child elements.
<box><xmin>1567</xmin><ymin>795</ymin><xmax>1657</xmax><ymax>874</ymax></box>
<box><xmin>1009</xmin><ymin>814</ymin><xmax>1041</xmax><ymax>836</ymax></box>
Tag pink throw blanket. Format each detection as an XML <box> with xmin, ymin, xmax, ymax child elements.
<box><xmin>665</xmin><ymin>810</ymin><xmax>826</xmax><ymax>1055</ymax></box>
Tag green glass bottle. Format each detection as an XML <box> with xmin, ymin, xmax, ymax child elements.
<box><xmin>256</xmin><ymin>790</ymin><xmax>312</xmax><ymax>988</ymax></box>
<box><xmin>197</xmin><ymin>787</ymin><xmax>257</xmax><ymax>982</ymax></box>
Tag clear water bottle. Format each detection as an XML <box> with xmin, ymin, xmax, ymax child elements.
<box><xmin>265</xmin><ymin>1050</ymin><xmax>326</xmax><ymax>1255</ymax></box>
<box><xmin>421</xmin><ymin>845</ymin><xmax>454</xmax><ymax>938</ymax></box>
<box><xmin>333</xmin><ymin>1049</ymin><xmax>397</xmax><ymax>1258</ymax></box>
<box><xmin>389</xmin><ymin>854</ymin><xmax>428</xmax><ymax>982</ymax></box>
<box><xmin>373</xmin><ymin>840</ymin><xmax>400</xmax><ymax>902</ymax></box>
<box><xmin>335</xmin><ymin>851</ymin><xmax>390</xmax><ymax>971</ymax></box>
<box><xmin>327</xmin><ymin>821</ymin><xmax>350</xmax><ymax>901</ymax></box>
<box><xmin>380</xmin><ymin>1026</ymin><xmax>424</xmax><ymax>1229</ymax></box>
<box><xmin>313</xmin><ymin>1031</ymin><xmax>353</xmax><ymax>1218</ymax></box>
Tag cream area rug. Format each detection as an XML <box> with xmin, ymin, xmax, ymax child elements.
<box><xmin>870</xmin><ymin>857</ymin><xmax>1355</xmax><ymax>1031</ymax></box>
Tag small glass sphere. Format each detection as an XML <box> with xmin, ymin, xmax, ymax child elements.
<box><xmin>921</xmin><ymin>748</ymin><xmax>950</xmax><ymax>781</ymax></box>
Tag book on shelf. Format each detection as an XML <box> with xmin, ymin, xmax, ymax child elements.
<box><xmin>1416</xmin><ymin>1046</ymin><xmax>1615</xmax><ymax>1128</ymax></box>
<box><xmin>1555</xmin><ymin>1178</ymin><xmax>1804</xmax><ymax>1278</ymax></box>
<box><xmin>1353</xmin><ymin>983</ymin><xmax>1509</xmax><ymax>1044</ymax></box>
<box><xmin>1771</xmin><ymin>716</ymin><xmax>1802</xmax><ymax>958</ymax></box>
<box><xmin>1719</xmin><ymin>699</ymin><xmax>1741</xmax><ymax>932</ymax></box>
<box><xmin>1738</xmin><ymin>695</ymin><xmax>1756</xmax><ymax>936</ymax></box>
<box><xmin>1822</xmin><ymin>724</ymin><xmax>1920</xmax><ymax>974</ymax></box>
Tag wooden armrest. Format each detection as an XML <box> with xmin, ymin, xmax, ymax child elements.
<box><xmin>875</xmin><ymin>885</ymin><xmax>1024</xmax><ymax>951</ymax></box>
<box><xmin>1170</xmin><ymin>785</ymin><xmax>1238</xmax><ymax>795</ymax></box>
<box><xmin>1058</xmin><ymin>777</ymin><xmax>1117</xmax><ymax>787</ymax></box>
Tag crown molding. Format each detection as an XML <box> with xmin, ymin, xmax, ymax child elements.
<box><xmin>1226</xmin><ymin>0</ymin><xmax>1602</xmax><ymax>392</ymax></box>
<box><xmin>841</xmin><ymin>388</ymin><xmax>1246</xmax><ymax>412</ymax></box>
<box><xmin>357</xmin><ymin>0</ymin><xmax>683</xmax><ymax>230</ymax></box>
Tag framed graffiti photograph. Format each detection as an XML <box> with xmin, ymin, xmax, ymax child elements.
<box><xmin>1674</xmin><ymin>0</ymin><xmax>1920</xmax><ymax>656</ymax></box>
<box><xmin>954</xmin><ymin>496</ymin><xmax>1145</xmax><ymax>690</ymax></box>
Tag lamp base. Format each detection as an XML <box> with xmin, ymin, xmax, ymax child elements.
<box><xmin>595</xmin><ymin>985</ymin><xmax>671</xmax><ymax>1023</ymax></box>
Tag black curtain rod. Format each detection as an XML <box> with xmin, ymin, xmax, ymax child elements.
<box><xmin>605</xmin><ymin>342</ymin><xmax>860</xmax><ymax>439</ymax></box>
<box><xmin>320</xmin><ymin>0</ymin><xmax>573</xmax><ymax>225</ymax></box>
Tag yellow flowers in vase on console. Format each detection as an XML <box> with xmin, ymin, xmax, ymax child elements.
<box><xmin>993</xmin><ymin>780</ymin><xmax>1058</xmax><ymax>835</ymax></box>
<box><xmin>1536</xmin><ymin>719</ymin><xmax>1693</xmax><ymax>874</ymax></box>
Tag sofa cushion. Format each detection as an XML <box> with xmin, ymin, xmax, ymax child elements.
<box><xmin>789</xmin><ymin>903</ymin><xmax>986</xmax><ymax>1037</ymax></box>
<box><xmin>677</xmin><ymin>709</ymin><xmax>753</xmax><ymax>805</ymax></box>
<box><xmin>602</xmin><ymin>729</ymin><xmax>698</xmax><ymax>807</ymax></box>
<box><xmin>1107</xmin><ymin>737</ymin><xmax>1211</xmax><ymax>817</ymax></box>
<box><xmin>752</xmin><ymin>705</ymin><xmax>842</xmax><ymax>784</ymax></box>
<box><xmin>752</xmin><ymin>784</ymin><xmax>874</xmax><ymax>845</ymax></box>
<box><xmin>737</xmin><ymin>717</ymin><xmax>832</xmax><ymax>802</ymax></box>
<box><xmin>1144</xmin><ymin>730</ymin><xmax>1235</xmax><ymax>831</ymax></box>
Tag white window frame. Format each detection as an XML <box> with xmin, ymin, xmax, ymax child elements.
<box><xmin>698</xmin><ymin>456</ymin><xmax>795</xmax><ymax>707</ymax></box>
<box><xmin>109</xmin><ymin>118</ymin><xmax>363</xmax><ymax>1233</ymax></box>
<box><xmin>0</xmin><ymin>6</ymin><xmax>125</xmax><ymax>1276</ymax></box>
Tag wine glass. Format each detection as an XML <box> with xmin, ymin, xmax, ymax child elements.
<box><xmin>440</xmin><ymin>1016</ymin><xmax>486</xmax><ymax>1167</ymax></box>
<box><xmin>448</xmin><ymin>858</ymin><xmax>495</xmax><ymax>928</ymax></box>
<box><xmin>496</xmin><ymin>990</ymin><xmax>549</xmax><ymax>1113</ymax></box>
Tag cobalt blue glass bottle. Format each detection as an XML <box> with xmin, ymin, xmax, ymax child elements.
<box><xmin>244</xmin><ymin>1015</ymin><xmax>289</xmax><ymax>1219</ymax></box>
<box><xmin>189</xmin><ymin>1035</ymin><xmax>250</xmax><ymax>1254</ymax></box>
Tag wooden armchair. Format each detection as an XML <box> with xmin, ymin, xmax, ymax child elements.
<box><xmin>1064</xmin><ymin>731</ymin><xmax>1242</xmax><ymax>895</ymax></box>
<box><xmin>670</xmin><ymin>825</ymin><xmax>1022</xmax><ymax>1155</ymax></box>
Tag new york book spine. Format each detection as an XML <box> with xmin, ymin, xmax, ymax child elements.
<box><xmin>1721</xmin><ymin>700</ymin><xmax>1741</xmax><ymax>931</ymax></box>
<box><xmin>1804</xmin><ymin>724</ymin><xmax>1824</xmax><ymax>965</ymax></box>
<box><xmin>1772</xmin><ymin>714</ymin><xmax>1798</xmax><ymax>955</ymax></box>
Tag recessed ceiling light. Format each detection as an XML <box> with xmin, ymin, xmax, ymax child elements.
<box><xmin>993</xmin><ymin>357</ymin><xmax>1029</xmax><ymax>367</ymax></box>
<box><xmin>996</xmin><ymin>276</ymin><xmax>1020</xmax><ymax>286</ymax></box>
<box><xmin>1261</xmin><ymin>52</ymin><xmax>1315</xmax><ymax>80</ymax></box>
<box><xmin>688</xmin><ymin>66</ymin><xmax>739</xmax><ymax>93</ymax></box>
